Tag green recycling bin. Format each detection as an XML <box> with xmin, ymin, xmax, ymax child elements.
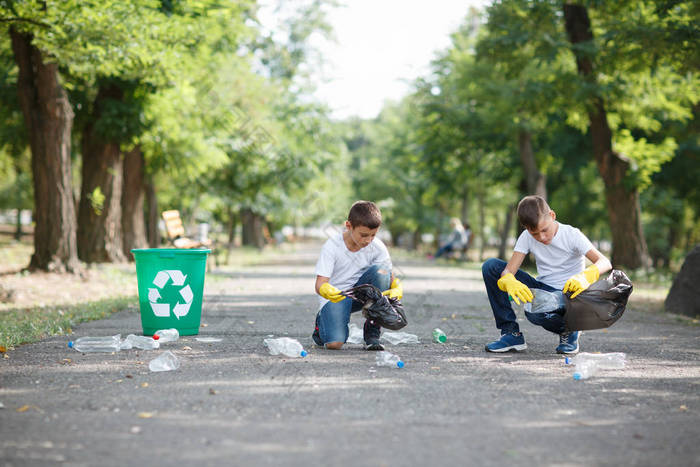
<box><xmin>132</xmin><ymin>248</ymin><xmax>210</xmax><ymax>336</ymax></box>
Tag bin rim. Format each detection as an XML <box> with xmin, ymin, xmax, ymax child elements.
<box><xmin>131</xmin><ymin>248</ymin><xmax>211</xmax><ymax>254</ymax></box>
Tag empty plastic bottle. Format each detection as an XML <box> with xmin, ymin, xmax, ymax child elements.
<box><xmin>375</xmin><ymin>351</ymin><xmax>404</xmax><ymax>368</ymax></box>
<box><xmin>566</xmin><ymin>352</ymin><xmax>626</xmax><ymax>368</ymax></box>
<box><xmin>120</xmin><ymin>334</ymin><xmax>159</xmax><ymax>350</ymax></box>
<box><xmin>154</xmin><ymin>328</ymin><xmax>179</xmax><ymax>343</ymax></box>
<box><xmin>149</xmin><ymin>351</ymin><xmax>180</xmax><ymax>372</ymax></box>
<box><xmin>508</xmin><ymin>295</ymin><xmax>531</xmax><ymax>313</ymax></box>
<box><xmin>432</xmin><ymin>328</ymin><xmax>447</xmax><ymax>343</ymax></box>
<box><xmin>570</xmin><ymin>352</ymin><xmax>626</xmax><ymax>380</ymax></box>
<box><xmin>68</xmin><ymin>334</ymin><xmax>121</xmax><ymax>353</ymax></box>
<box><xmin>347</xmin><ymin>323</ymin><xmax>363</xmax><ymax>344</ymax></box>
<box><xmin>530</xmin><ymin>289</ymin><xmax>566</xmax><ymax>314</ymax></box>
<box><xmin>264</xmin><ymin>337</ymin><xmax>308</xmax><ymax>358</ymax></box>
<box><xmin>382</xmin><ymin>331</ymin><xmax>419</xmax><ymax>345</ymax></box>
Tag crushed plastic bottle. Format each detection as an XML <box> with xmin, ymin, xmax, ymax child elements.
<box><xmin>120</xmin><ymin>334</ymin><xmax>160</xmax><ymax>350</ymax></box>
<box><xmin>347</xmin><ymin>323</ymin><xmax>364</xmax><ymax>344</ymax></box>
<box><xmin>153</xmin><ymin>328</ymin><xmax>179</xmax><ymax>343</ymax></box>
<box><xmin>382</xmin><ymin>331</ymin><xmax>419</xmax><ymax>345</ymax></box>
<box><xmin>569</xmin><ymin>352</ymin><xmax>626</xmax><ymax>380</ymax></box>
<box><xmin>68</xmin><ymin>334</ymin><xmax>121</xmax><ymax>353</ymax></box>
<box><xmin>264</xmin><ymin>337</ymin><xmax>308</xmax><ymax>358</ymax></box>
<box><xmin>149</xmin><ymin>351</ymin><xmax>180</xmax><ymax>372</ymax></box>
<box><xmin>508</xmin><ymin>295</ymin><xmax>531</xmax><ymax>313</ymax></box>
<box><xmin>195</xmin><ymin>337</ymin><xmax>222</xmax><ymax>343</ymax></box>
<box><xmin>432</xmin><ymin>328</ymin><xmax>447</xmax><ymax>343</ymax></box>
<box><xmin>530</xmin><ymin>289</ymin><xmax>566</xmax><ymax>314</ymax></box>
<box><xmin>375</xmin><ymin>351</ymin><xmax>404</xmax><ymax>368</ymax></box>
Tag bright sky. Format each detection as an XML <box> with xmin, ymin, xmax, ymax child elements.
<box><xmin>260</xmin><ymin>0</ymin><xmax>488</xmax><ymax>120</ymax></box>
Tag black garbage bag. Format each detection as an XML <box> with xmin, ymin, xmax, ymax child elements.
<box><xmin>341</xmin><ymin>284</ymin><xmax>408</xmax><ymax>330</ymax></box>
<box><xmin>564</xmin><ymin>269</ymin><xmax>633</xmax><ymax>331</ymax></box>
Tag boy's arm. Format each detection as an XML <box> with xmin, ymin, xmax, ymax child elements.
<box><xmin>316</xmin><ymin>275</ymin><xmax>345</xmax><ymax>302</ymax></box>
<box><xmin>502</xmin><ymin>251</ymin><xmax>527</xmax><ymax>277</ymax></box>
<box><xmin>563</xmin><ymin>247</ymin><xmax>612</xmax><ymax>298</ymax></box>
<box><xmin>498</xmin><ymin>251</ymin><xmax>534</xmax><ymax>304</ymax></box>
<box><xmin>585</xmin><ymin>247</ymin><xmax>612</xmax><ymax>276</ymax></box>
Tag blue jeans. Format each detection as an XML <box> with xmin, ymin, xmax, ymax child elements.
<box><xmin>317</xmin><ymin>264</ymin><xmax>392</xmax><ymax>344</ymax></box>
<box><xmin>434</xmin><ymin>242</ymin><xmax>456</xmax><ymax>259</ymax></box>
<box><xmin>482</xmin><ymin>258</ymin><xmax>566</xmax><ymax>335</ymax></box>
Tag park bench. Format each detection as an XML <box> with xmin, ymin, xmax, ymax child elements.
<box><xmin>162</xmin><ymin>210</ymin><xmax>212</xmax><ymax>249</ymax></box>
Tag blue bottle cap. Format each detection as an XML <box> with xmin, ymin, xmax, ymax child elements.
<box><xmin>300</xmin><ymin>350</ymin><xmax>308</xmax><ymax>357</ymax></box>
<box><xmin>68</xmin><ymin>341</ymin><xmax>74</xmax><ymax>348</ymax></box>
<box><xmin>573</xmin><ymin>373</ymin><xmax>582</xmax><ymax>380</ymax></box>
<box><xmin>565</xmin><ymin>357</ymin><xmax>572</xmax><ymax>365</ymax></box>
<box><xmin>396</xmin><ymin>361</ymin><xmax>404</xmax><ymax>368</ymax></box>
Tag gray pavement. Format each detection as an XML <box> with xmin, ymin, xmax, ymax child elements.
<box><xmin>1</xmin><ymin>244</ymin><xmax>699</xmax><ymax>466</ymax></box>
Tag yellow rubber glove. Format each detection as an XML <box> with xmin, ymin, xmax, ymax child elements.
<box><xmin>497</xmin><ymin>273</ymin><xmax>533</xmax><ymax>305</ymax></box>
<box><xmin>563</xmin><ymin>264</ymin><xmax>600</xmax><ymax>299</ymax></box>
<box><xmin>382</xmin><ymin>278</ymin><xmax>403</xmax><ymax>300</ymax></box>
<box><xmin>319</xmin><ymin>282</ymin><xmax>345</xmax><ymax>303</ymax></box>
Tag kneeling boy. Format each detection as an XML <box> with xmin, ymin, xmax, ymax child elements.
<box><xmin>313</xmin><ymin>201</ymin><xmax>402</xmax><ymax>351</ymax></box>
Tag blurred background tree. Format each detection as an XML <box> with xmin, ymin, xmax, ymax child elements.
<box><xmin>0</xmin><ymin>0</ymin><xmax>697</xmax><ymax>279</ymax></box>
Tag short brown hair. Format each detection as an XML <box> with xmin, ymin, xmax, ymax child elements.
<box><xmin>348</xmin><ymin>200</ymin><xmax>382</xmax><ymax>229</ymax></box>
<box><xmin>517</xmin><ymin>195</ymin><xmax>551</xmax><ymax>230</ymax></box>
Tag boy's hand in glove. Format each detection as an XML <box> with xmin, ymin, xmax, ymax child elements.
<box><xmin>497</xmin><ymin>273</ymin><xmax>533</xmax><ymax>305</ymax></box>
<box><xmin>382</xmin><ymin>278</ymin><xmax>403</xmax><ymax>300</ymax></box>
<box><xmin>563</xmin><ymin>265</ymin><xmax>600</xmax><ymax>299</ymax></box>
<box><xmin>319</xmin><ymin>282</ymin><xmax>345</xmax><ymax>303</ymax></box>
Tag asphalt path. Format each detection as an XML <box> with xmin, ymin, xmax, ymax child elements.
<box><xmin>1</xmin><ymin>244</ymin><xmax>699</xmax><ymax>466</ymax></box>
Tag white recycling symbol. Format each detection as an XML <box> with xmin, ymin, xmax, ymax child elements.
<box><xmin>148</xmin><ymin>270</ymin><xmax>193</xmax><ymax>319</ymax></box>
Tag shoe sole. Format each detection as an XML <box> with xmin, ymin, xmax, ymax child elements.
<box><xmin>365</xmin><ymin>343</ymin><xmax>385</xmax><ymax>351</ymax></box>
<box><xmin>485</xmin><ymin>343</ymin><xmax>527</xmax><ymax>353</ymax></box>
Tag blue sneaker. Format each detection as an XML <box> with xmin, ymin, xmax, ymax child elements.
<box><xmin>556</xmin><ymin>331</ymin><xmax>581</xmax><ymax>354</ymax></box>
<box><xmin>485</xmin><ymin>332</ymin><xmax>527</xmax><ymax>352</ymax></box>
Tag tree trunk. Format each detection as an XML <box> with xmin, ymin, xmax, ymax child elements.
<box><xmin>518</xmin><ymin>129</ymin><xmax>547</xmax><ymax>198</ymax></box>
<box><xmin>241</xmin><ymin>208</ymin><xmax>265</xmax><ymax>249</ymax></box>
<box><xmin>121</xmin><ymin>145</ymin><xmax>148</xmax><ymax>260</ymax></box>
<box><xmin>77</xmin><ymin>83</ymin><xmax>126</xmax><ymax>263</ymax></box>
<box><xmin>563</xmin><ymin>3</ymin><xmax>649</xmax><ymax>269</ymax></box>
<box><xmin>460</xmin><ymin>186</ymin><xmax>470</xmax><ymax>226</ymax></box>
<box><xmin>498</xmin><ymin>203</ymin><xmax>516</xmax><ymax>260</ymax></box>
<box><xmin>10</xmin><ymin>29</ymin><xmax>79</xmax><ymax>273</ymax></box>
<box><xmin>477</xmin><ymin>191</ymin><xmax>486</xmax><ymax>262</ymax></box>
<box><xmin>145</xmin><ymin>174</ymin><xmax>159</xmax><ymax>248</ymax></box>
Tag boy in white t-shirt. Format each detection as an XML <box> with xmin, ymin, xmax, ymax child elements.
<box><xmin>483</xmin><ymin>195</ymin><xmax>612</xmax><ymax>354</ymax></box>
<box><xmin>313</xmin><ymin>201</ymin><xmax>403</xmax><ymax>351</ymax></box>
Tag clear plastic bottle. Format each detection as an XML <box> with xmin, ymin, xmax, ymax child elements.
<box><xmin>149</xmin><ymin>351</ymin><xmax>180</xmax><ymax>372</ymax></box>
<box><xmin>566</xmin><ymin>352</ymin><xmax>626</xmax><ymax>368</ymax></box>
<box><xmin>570</xmin><ymin>353</ymin><xmax>626</xmax><ymax>380</ymax></box>
<box><xmin>432</xmin><ymin>328</ymin><xmax>447</xmax><ymax>343</ymax></box>
<box><xmin>375</xmin><ymin>351</ymin><xmax>404</xmax><ymax>368</ymax></box>
<box><xmin>530</xmin><ymin>289</ymin><xmax>566</xmax><ymax>314</ymax></box>
<box><xmin>68</xmin><ymin>334</ymin><xmax>121</xmax><ymax>353</ymax></box>
<box><xmin>153</xmin><ymin>328</ymin><xmax>179</xmax><ymax>343</ymax></box>
<box><xmin>264</xmin><ymin>337</ymin><xmax>308</xmax><ymax>358</ymax></box>
<box><xmin>508</xmin><ymin>295</ymin><xmax>531</xmax><ymax>313</ymax></box>
<box><xmin>120</xmin><ymin>334</ymin><xmax>160</xmax><ymax>350</ymax></box>
<box><xmin>572</xmin><ymin>360</ymin><xmax>598</xmax><ymax>380</ymax></box>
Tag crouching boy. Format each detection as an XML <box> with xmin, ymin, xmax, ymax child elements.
<box><xmin>483</xmin><ymin>195</ymin><xmax>611</xmax><ymax>354</ymax></box>
<box><xmin>313</xmin><ymin>201</ymin><xmax>402</xmax><ymax>351</ymax></box>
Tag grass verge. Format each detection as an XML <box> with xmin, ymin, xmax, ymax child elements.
<box><xmin>0</xmin><ymin>296</ymin><xmax>137</xmax><ymax>351</ymax></box>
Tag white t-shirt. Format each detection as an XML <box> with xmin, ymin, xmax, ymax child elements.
<box><xmin>315</xmin><ymin>231</ymin><xmax>392</xmax><ymax>309</ymax></box>
<box><xmin>514</xmin><ymin>222</ymin><xmax>594</xmax><ymax>290</ymax></box>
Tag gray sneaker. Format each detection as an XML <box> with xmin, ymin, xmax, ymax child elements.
<box><xmin>363</xmin><ymin>319</ymin><xmax>384</xmax><ymax>351</ymax></box>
